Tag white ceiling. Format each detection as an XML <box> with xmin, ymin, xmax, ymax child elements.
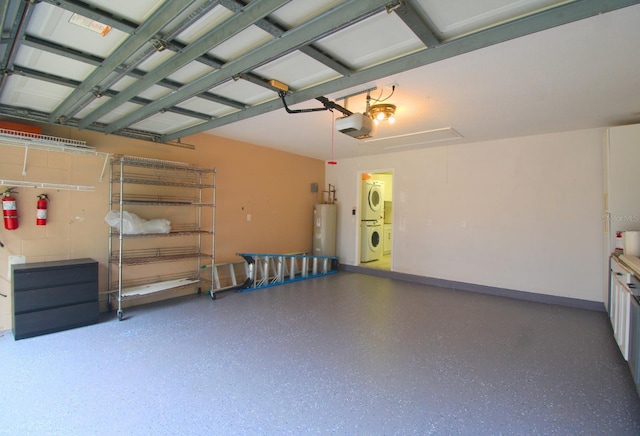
<box><xmin>1</xmin><ymin>0</ymin><xmax>639</xmax><ymax>160</ymax></box>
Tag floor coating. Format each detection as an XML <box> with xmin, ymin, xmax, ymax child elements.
<box><xmin>1</xmin><ymin>271</ymin><xmax>639</xmax><ymax>435</ymax></box>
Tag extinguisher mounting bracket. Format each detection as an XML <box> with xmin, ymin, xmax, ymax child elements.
<box><xmin>3</xmin><ymin>187</ymin><xmax>18</xmax><ymax>196</ymax></box>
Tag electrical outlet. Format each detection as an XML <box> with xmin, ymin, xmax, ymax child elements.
<box><xmin>247</xmin><ymin>214</ymin><xmax>251</xmax><ymax>222</ymax></box>
<box><xmin>461</xmin><ymin>221</ymin><xmax>466</xmax><ymax>228</ymax></box>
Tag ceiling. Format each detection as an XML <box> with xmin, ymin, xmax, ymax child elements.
<box><xmin>1</xmin><ymin>0</ymin><xmax>639</xmax><ymax>160</ymax></box>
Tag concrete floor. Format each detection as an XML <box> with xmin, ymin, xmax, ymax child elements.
<box><xmin>1</xmin><ymin>271</ymin><xmax>639</xmax><ymax>435</ymax></box>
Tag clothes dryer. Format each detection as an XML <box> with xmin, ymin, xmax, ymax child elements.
<box><xmin>361</xmin><ymin>220</ymin><xmax>382</xmax><ymax>262</ymax></box>
<box><xmin>361</xmin><ymin>180</ymin><xmax>384</xmax><ymax>221</ymax></box>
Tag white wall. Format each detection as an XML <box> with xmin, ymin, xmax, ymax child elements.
<box><xmin>327</xmin><ymin>128</ymin><xmax>605</xmax><ymax>302</ymax></box>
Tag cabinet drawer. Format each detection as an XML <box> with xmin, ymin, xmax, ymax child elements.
<box><xmin>13</xmin><ymin>301</ymin><xmax>99</xmax><ymax>340</ymax></box>
<box><xmin>13</xmin><ymin>281</ymin><xmax>97</xmax><ymax>313</ymax></box>
<box><xmin>13</xmin><ymin>264</ymin><xmax>97</xmax><ymax>292</ymax></box>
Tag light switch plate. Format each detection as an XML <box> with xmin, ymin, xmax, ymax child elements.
<box><xmin>8</xmin><ymin>255</ymin><xmax>25</xmax><ymax>280</ymax></box>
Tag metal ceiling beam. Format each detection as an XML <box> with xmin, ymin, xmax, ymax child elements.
<box><xmin>16</xmin><ymin>4</ymin><xmax>255</xmax><ymax>114</ymax></box>
<box><xmin>41</xmin><ymin>0</ymin><xmax>138</xmax><ymax>34</ymax></box>
<box><xmin>219</xmin><ymin>0</ymin><xmax>352</xmax><ymax>76</ymax></box>
<box><xmin>297</xmin><ymin>46</ymin><xmax>352</xmax><ymax>77</ymax></box>
<box><xmin>49</xmin><ymin>1</ymin><xmax>198</xmax><ymax>124</ymax></box>
<box><xmin>0</xmin><ymin>1</ymin><xmax>32</xmax><ymax>90</ymax></box>
<box><xmin>13</xmin><ymin>65</ymin><xmax>81</xmax><ymax>88</ymax></box>
<box><xmin>49</xmin><ymin>1</ymin><xmax>224</xmax><ymax>120</ymax></box>
<box><xmin>0</xmin><ymin>1</ymin><xmax>23</xmax><ymax>69</ymax></box>
<box><xmin>104</xmin><ymin>0</ymin><xmax>391</xmax><ymax>135</ymax></box>
<box><xmin>12</xmin><ymin>66</ymin><xmax>214</xmax><ymax>121</ymax></box>
<box><xmin>0</xmin><ymin>103</ymin><xmax>167</xmax><ymax>144</ymax></box>
<box><xmin>65</xmin><ymin>1</ymin><xmax>224</xmax><ymax>120</ymax></box>
<box><xmin>166</xmin><ymin>40</ymin><xmax>223</xmax><ymax>69</ymax></box>
<box><xmin>156</xmin><ymin>105</ymin><xmax>214</xmax><ymax>122</ymax></box>
<box><xmin>21</xmin><ymin>35</ymin><xmax>103</xmax><ymax>65</ymax></box>
<box><xmin>394</xmin><ymin>0</ymin><xmax>440</xmax><ymax>48</ymax></box>
<box><xmin>78</xmin><ymin>0</ymin><xmax>293</xmax><ymax>130</ymax></box>
<box><xmin>0</xmin><ymin>0</ymin><xmax>12</xmax><ymax>40</ymax></box>
<box><xmin>194</xmin><ymin>91</ymin><xmax>247</xmax><ymax>109</ymax></box>
<box><xmin>161</xmin><ymin>0</ymin><xmax>640</xmax><ymax>142</ymax></box>
<box><xmin>19</xmin><ymin>35</ymin><xmax>248</xmax><ymax>111</ymax></box>
<box><xmin>167</xmin><ymin>37</ymin><xmax>302</xmax><ymax>99</ymax></box>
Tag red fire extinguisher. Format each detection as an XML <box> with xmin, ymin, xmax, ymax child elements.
<box><xmin>37</xmin><ymin>194</ymin><xmax>49</xmax><ymax>226</ymax></box>
<box><xmin>2</xmin><ymin>188</ymin><xmax>19</xmax><ymax>230</ymax></box>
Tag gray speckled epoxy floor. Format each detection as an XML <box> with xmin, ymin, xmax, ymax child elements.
<box><xmin>1</xmin><ymin>271</ymin><xmax>640</xmax><ymax>435</ymax></box>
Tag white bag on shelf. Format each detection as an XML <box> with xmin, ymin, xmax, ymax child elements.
<box><xmin>104</xmin><ymin>210</ymin><xmax>170</xmax><ymax>234</ymax></box>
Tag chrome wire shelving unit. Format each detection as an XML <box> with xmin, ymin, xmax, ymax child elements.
<box><xmin>107</xmin><ymin>155</ymin><xmax>215</xmax><ymax>321</ymax></box>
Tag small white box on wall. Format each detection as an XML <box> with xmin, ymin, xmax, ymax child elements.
<box><xmin>8</xmin><ymin>255</ymin><xmax>25</xmax><ymax>280</ymax></box>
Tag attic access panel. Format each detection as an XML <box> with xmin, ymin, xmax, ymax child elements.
<box><xmin>0</xmin><ymin>0</ymin><xmax>635</xmax><ymax>147</ymax></box>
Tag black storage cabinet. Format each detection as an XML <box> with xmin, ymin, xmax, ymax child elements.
<box><xmin>12</xmin><ymin>258</ymin><xmax>99</xmax><ymax>340</ymax></box>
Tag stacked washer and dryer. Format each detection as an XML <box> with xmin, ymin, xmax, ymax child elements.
<box><xmin>361</xmin><ymin>180</ymin><xmax>384</xmax><ymax>262</ymax></box>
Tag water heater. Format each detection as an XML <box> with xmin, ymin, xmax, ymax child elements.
<box><xmin>313</xmin><ymin>204</ymin><xmax>337</xmax><ymax>256</ymax></box>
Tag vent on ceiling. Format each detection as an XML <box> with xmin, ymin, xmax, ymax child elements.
<box><xmin>363</xmin><ymin>127</ymin><xmax>462</xmax><ymax>149</ymax></box>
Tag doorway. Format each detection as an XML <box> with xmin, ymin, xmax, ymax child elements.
<box><xmin>358</xmin><ymin>170</ymin><xmax>393</xmax><ymax>270</ymax></box>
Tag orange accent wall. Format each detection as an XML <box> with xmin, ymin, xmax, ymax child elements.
<box><xmin>0</xmin><ymin>120</ymin><xmax>325</xmax><ymax>330</ymax></box>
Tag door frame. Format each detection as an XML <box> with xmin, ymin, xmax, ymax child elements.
<box><xmin>356</xmin><ymin>168</ymin><xmax>394</xmax><ymax>268</ymax></box>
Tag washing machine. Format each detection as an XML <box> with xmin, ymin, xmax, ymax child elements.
<box><xmin>361</xmin><ymin>180</ymin><xmax>384</xmax><ymax>221</ymax></box>
<box><xmin>361</xmin><ymin>221</ymin><xmax>383</xmax><ymax>262</ymax></box>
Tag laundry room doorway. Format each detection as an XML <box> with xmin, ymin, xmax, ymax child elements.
<box><xmin>358</xmin><ymin>170</ymin><xmax>393</xmax><ymax>271</ymax></box>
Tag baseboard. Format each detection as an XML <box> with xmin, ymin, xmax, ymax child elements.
<box><xmin>340</xmin><ymin>264</ymin><xmax>606</xmax><ymax>312</ymax></box>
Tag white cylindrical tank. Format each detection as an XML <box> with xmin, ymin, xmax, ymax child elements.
<box><xmin>313</xmin><ymin>204</ymin><xmax>337</xmax><ymax>256</ymax></box>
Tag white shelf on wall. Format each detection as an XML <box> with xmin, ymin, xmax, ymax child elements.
<box><xmin>0</xmin><ymin>179</ymin><xmax>95</xmax><ymax>192</ymax></box>
<box><xmin>0</xmin><ymin>128</ymin><xmax>110</xmax><ymax>181</ymax></box>
<box><xmin>0</xmin><ymin>128</ymin><xmax>95</xmax><ymax>154</ymax></box>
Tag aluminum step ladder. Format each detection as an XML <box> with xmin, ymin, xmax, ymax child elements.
<box><xmin>203</xmin><ymin>260</ymin><xmax>249</xmax><ymax>300</ymax></box>
<box><xmin>235</xmin><ymin>252</ymin><xmax>339</xmax><ymax>293</ymax></box>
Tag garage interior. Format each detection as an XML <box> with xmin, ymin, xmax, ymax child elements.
<box><xmin>1</xmin><ymin>0</ymin><xmax>640</xmax><ymax>433</ymax></box>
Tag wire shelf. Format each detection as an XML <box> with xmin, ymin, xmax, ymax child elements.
<box><xmin>107</xmin><ymin>271</ymin><xmax>200</xmax><ymax>293</ymax></box>
<box><xmin>112</xmin><ymin>193</ymin><xmax>200</xmax><ymax>204</ymax></box>
<box><xmin>119</xmin><ymin>278</ymin><xmax>200</xmax><ymax>299</ymax></box>
<box><xmin>0</xmin><ymin>128</ymin><xmax>93</xmax><ymax>150</ymax></box>
<box><xmin>111</xmin><ymin>246</ymin><xmax>209</xmax><ymax>265</ymax></box>
<box><xmin>112</xmin><ymin>154</ymin><xmax>215</xmax><ymax>173</ymax></box>
<box><xmin>112</xmin><ymin>174</ymin><xmax>214</xmax><ymax>188</ymax></box>
<box><xmin>110</xmin><ymin>224</ymin><xmax>213</xmax><ymax>238</ymax></box>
